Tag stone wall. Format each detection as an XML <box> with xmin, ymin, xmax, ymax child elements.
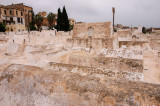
<box><xmin>48</xmin><ymin>62</ymin><xmax>144</xmax><ymax>81</ymax></box>
<box><xmin>67</xmin><ymin>38</ymin><xmax>113</xmax><ymax>49</ymax></box>
<box><xmin>102</xmin><ymin>49</ymin><xmax>143</xmax><ymax>60</ymax></box>
<box><xmin>73</xmin><ymin>22</ymin><xmax>112</xmax><ymax>38</ymax></box>
<box><xmin>69</xmin><ymin>56</ymin><xmax>143</xmax><ymax>73</ymax></box>
<box><xmin>117</xmin><ymin>29</ymin><xmax>131</xmax><ymax>35</ymax></box>
<box><xmin>150</xmin><ymin>39</ymin><xmax>160</xmax><ymax>50</ymax></box>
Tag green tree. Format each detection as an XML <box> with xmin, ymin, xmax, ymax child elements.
<box><xmin>57</xmin><ymin>8</ymin><xmax>62</xmax><ymax>31</ymax></box>
<box><xmin>62</xmin><ymin>6</ymin><xmax>69</xmax><ymax>31</ymax></box>
<box><xmin>142</xmin><ymin>27</ymin><xmax>146</xmax><ymax>34</ymax></box>
<box><xmin>69</xmin><ymin>25</ymin><xmax>74</xmax><ymax>31</ymax></box>
<box><xmin>0</xmin><ymin>23</ymin><xmax>6</xmax><ymax>32</ymax></box>
<box><xmin>29</xmin><ymin>22</ymin><xmax>36</xmax><ymax>31</ymax></box>
<box><xmin>34</xmin><ymin>14</ymin><xmax>43</xmax><ymax>31</ymax></box>
<box><xmin>29</xmin><ymin>11</ymin><xmax>36</xmax><ymax>31</ymax></box>
<box><xmin>56</xmin><ymin>6</ymin><xmax>70</xmax><ymax>31</ymax></box>
<box><xmin>47</xmin><ymin>13</ymin><xmax>55</xmax><ymax>30</ymax></box>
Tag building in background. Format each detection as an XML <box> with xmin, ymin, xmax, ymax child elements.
<box><xmin>38</xmin><ymin>11</ymin><xmax>57</xmax><ymax>30</ymax></box>
<box><xmin>6</xmin><ymin>3</ymin><xmax>33</xmax><ymax>28</ymax></box>
<box><xmin>0</xmin><ymin>4</ymin><xmax>25</xmax><ymax>32</ymax></box>
<box><xmin>0</xmin><ymin>3</ymin><xmax>33</xmax><ymax>32</ymax></box>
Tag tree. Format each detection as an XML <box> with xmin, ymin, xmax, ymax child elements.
<box><xmin>0</xmin><ymin>23</ymin><xmax>6</xmax><ymax>32</ymax></box>
<box><xmin>29</xmin><ymin>22</ymin><xmax>36</xmax><ymax>31</ymax></box>
<box><xmin>69</xmin><ymin>25</ymin><xmax>74</xmax><ymax>31</ymax></box>
<box><xmin>34</xmin><ymin>14</ymin><xmax>43</xmax><ymax>31</ymax></box>
<box><xmin>57</xmin><ymin>8</ymin><xmax>62</xmax><ymax>31</ymax></box>
<box><xmin>56</xmin><ymin>6</ymin><xmax>70</xmax><ymax>31</ymax></box>
<box><xmin>47</xmin><ymin>13</ymin><xmax>55</xmax><ymax>30</ymax></box>
<box><xmin>62</xmin><ymin>6</ymin><xmax>69</xmax><ymax>31</ymax></box>
<box><xmin>142</xmin><ymin>27</ymin><xmax>146</xmax><ymax>34</ymax></box>
<box><xmin>29</xmin><ymin>11</ymin><xmax>36</xmax><ymax>31</ymax></box>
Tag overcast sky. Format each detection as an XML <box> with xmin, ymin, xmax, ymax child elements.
<box><xmin>0</xmin><ymin>0</ymin><xmax>160</xmax><ymax>27</ymax></box>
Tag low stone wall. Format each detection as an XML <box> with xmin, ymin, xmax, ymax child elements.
<box><xmin>67</xmin><ymin>38</ymin><xmax>113</xmax><ymax>49</ymax></box>
<box><xmin>69</xmin><ymin>56</ymin><xmax>143</xmax><ymax>73</ymax></box>
<box><xmin>101</xmin><ymin>49</ymin><xmax>143</xmax><ymax>60</ymax></box>
<box><xmin>6</xmin><ymin>44</ymin><xmax>26</xmax><ymax>56</ymax></box>
<box><xmin>150</xmin><ymin>39</ymin><xmax>160</xmax><ymax>50</ymax></box>
<box><xmin>48</xmin><ymin>62</ymin><xmax>144</xmax><ymax>81</ymax></box>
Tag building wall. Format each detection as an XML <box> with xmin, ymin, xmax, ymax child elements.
<box><xmin>73</xmin><ymin>22</ymin><xmax>112</xmax><ymax>38</ymax></box>
<box><xmin>67</xmin><ymin>38</ymin><xmax>113</xmax><ymax>50</ymax></box>
<box><xmin>150</xmin><ymin>39</ymin><xmax>160</xmax><ymax>50</ymax></box>
<box><xmin>38</xmin><ymin>11</ymin><xmax>47</xmax><ymax>17</ymax></box>
<box><xmin>0</xmin><ymin>4</ymin><xmax>27</xmax><ymax>32</ymax></box>
<box><xmin>6</xmin><ymin>24</ymin><xmax>25</xmax><ymax>32</ymax></box>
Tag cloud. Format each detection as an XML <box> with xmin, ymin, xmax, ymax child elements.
<box><xmin>0</xmin><ymin>0</ymin><xmax>160</xmax><ymax>27</ymax></box>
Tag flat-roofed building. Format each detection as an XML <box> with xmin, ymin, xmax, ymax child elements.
<box><xmin>0</xmin><ymin>4</ymin><xmax>25</xmax><ymax>32</ymax></box>
<box><xmin>6</xmin><ymin>3</ymin><xmax>33</xmax><ymax>28</ymax></box>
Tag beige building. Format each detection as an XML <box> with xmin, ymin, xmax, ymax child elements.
<box><xmin>38</xmin><ymin>11</ymin><xmax>57</xmax><ymax>30</ymax></box>
<box><xmin>6</xmin><ymin>3</ymin><xmax>33</xmax><ymax>28</ymax></box>
<box><xmin>0</xmin><ymin>3</ymin><xmax>33</xmax><ymax>32</ymax></box>
<box><xmin>0</xmin><ymin>4</ymin><xmax>25</xmax><ymax>32</ymax></box>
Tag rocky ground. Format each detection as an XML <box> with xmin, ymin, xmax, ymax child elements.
<box><xmin>0</xmin><ymin>64</ymin><xmax>160</xmax><ymax>106</ymax></box>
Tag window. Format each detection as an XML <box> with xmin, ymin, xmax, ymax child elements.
<box><xmin>4</xmin><ymin>10</ymin><xmax>6</xmax><ymax>15</ymax></box>
<box><xmin>25</xmin><ymin>9</ymin><xmax>26</xmax><ymax>12</ymax></box>
<box><xmin>10</xmin><ymin>10</ymin><xmax>12</xmax><ymax>15</ymax></box>
<box><xmin>21</xmin><ymin>12</ymin><xmax>23</xmax><ymax>16</ymax></box>
<box><xmin>17</xmin><ymin>18</ymin><xmax>20</xmax><ymax>23</ymax></box>
<box><xmin>21</xmin><ymin>18</ymin><xmax>23</xmax><ymax>24</ymax></box>
<box><xmin>10</xmin><ymin>17</ymin><xmax>13</xmax><ymax>21</ymax></box>
<box><xmin>16</xmin><ymin>11</ymin><xmax>18</xmax><ymax>15</ymax></box>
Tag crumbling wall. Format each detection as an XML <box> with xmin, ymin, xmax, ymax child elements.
<box><xmin>6</xmin><ymin>44</ymin><xmax>26</xmax><ymax>56</ymax></box>
<box><xmin>67</xmin><ymin>38</ymin><xmax>113</xmax><ymax>49</ymax></box>
<box><xmin>117</xmin><ymin>29</ymin><xmax>131</xmax><ymax>36</ymax></box>
<box><xmin>48</xmin><ymin>62</ymin><xmax>143</xmax><ymax>81</ymax></box>
<box><xmin>101</xmin><ymin>49</ymin><xmax>143</xmax><ymax>60</ymax></box>
<box><xmin>73</xmin><ymin>22</ymin><xmax>112</xmax><ymax>38</ymax></box>
<box><xmin>150</xmin><ymin>39</ymin><xmax>160</xmax><ymax>50</ymax></box>
<box><xmin>69</xmin><ymin>56</ymin><xmax>143</xmax><ymax>73</ymax></box>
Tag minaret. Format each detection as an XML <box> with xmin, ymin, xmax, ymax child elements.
<box><xmin>112</xmin><ymin>7</ymin><xmax>115</xmax><ymax>33</ymax></box>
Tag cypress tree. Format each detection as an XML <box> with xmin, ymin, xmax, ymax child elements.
<box><xmin>0</xmin><ymin>23</ymin><xmax>6</xmax><ymax>32</ymax></box>
<box><xmin>57</xmin><ymin>8</ymin><xmax>62</xmax><ymax>31</ymax></box>
<box><xmin>62</xmin><ymin>6</ymin><xmax>69</xmax><ymax>31</ymax></box>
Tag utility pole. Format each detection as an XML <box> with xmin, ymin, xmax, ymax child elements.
<box><xmin>112</xmin><ymin>7</ymin><xmax>115</xmax><ymax>33</ymax></box>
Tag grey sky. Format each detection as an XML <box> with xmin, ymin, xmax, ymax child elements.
<box><xmin>0</xmin><ymin>0</ymin><xmax>160</xmax><ymax>27</ymax></box>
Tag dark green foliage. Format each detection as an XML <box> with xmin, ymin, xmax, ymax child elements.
<box><xmin>57</xmin><ymin>8</ymin><xmax>62</xmax><ymax>31</ymax></box>
<box><xmin>29</xmin><ymin>11</ymin><xmax>36</xmax><ymax>31</ymax></box>
<box><xmin>29</xmin><ymin>22</ymin><xmax>36</xmax><ymax>31</ymax></box>
<box><xmin>0</xmin><ymin>23</ymin><xmax>6</xmax><ymax>32</ymax></box>
<box><xmin>142</xmin><ymin>27</ymin><xmax>146</xmax><ymax>34</ymax></box>
<box><xmin>56</xmin><ymin>6</ymin><xmax>70</xmax><ymax>31</ymax></box>
<box><xmin>69</xmin><ymin>25</ymin><xmax>74</xmax><ymax>31</ymax></box>
<box><xmin>47</xmin><ymin>13</ymin><xmax>55</xmax><ymax>29</ymax></box>
<box><xmin>34</xmin><ymin>14</ymin><xmax>43</xmax><ymax>31</ymax></box>
<box><xmin>62</xmin><ymin>6</ymin><xmax>69</xmax><ymax>31</ymax></box>
<box><xmin>114</xmin><ymin>28</ymin><xmax>117</xmax><ymax>32</ymax></box>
